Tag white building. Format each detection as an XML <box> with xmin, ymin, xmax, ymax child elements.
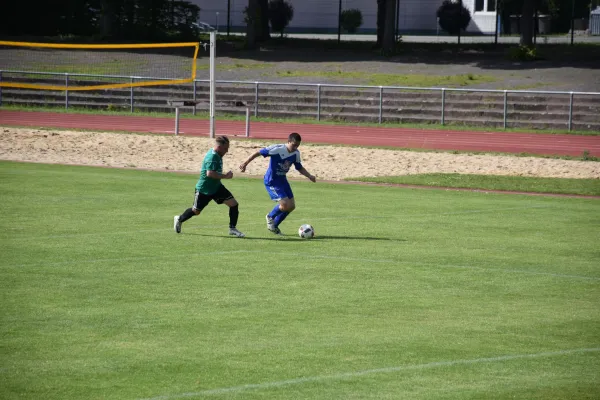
<box><xmin>191</xmin><ymin>0</ymin><xmax>498</xmax><ymax>35</ymax></box>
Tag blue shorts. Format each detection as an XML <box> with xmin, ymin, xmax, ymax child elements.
<box><xmin>265</xmin><ymin>180</ymin><xmax>294</xmax><ymax>201</ymax></box>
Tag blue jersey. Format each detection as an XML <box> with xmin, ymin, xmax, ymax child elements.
<box><xmin>260</xmin><ymin>144</ymin><xmax>303</xmax><ymax>185</ymax></box>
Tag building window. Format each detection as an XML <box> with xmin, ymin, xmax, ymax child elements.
<box><xmin>474</xmin><ymin>0</ymin><xmax>497</xmax><ymax>12</ymax></box>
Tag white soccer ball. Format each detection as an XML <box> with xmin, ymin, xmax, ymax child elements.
<box><xmin>298</xmin><ymin>224</ymin><xmax>315</xmax><ymax>239</ymax></box>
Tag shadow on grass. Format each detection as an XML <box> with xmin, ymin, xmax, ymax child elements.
<box><xmin>185</xmin><ymin>232</ymin><xmax>406</xmax><ymax>241</ymax></box>
<box><xmin>313</xmin><ymin>235</ymin><xmax>406</xmax><ymax>241</ymax></box>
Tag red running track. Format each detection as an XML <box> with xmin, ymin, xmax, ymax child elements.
<box><xmin>1</xmin><ymin>110</ymin><xmax>599</xmax><ymax>157</ymax></box>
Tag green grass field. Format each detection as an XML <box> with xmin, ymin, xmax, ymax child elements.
<box><xmin>1</xmin><ymin>161</ymin><xmax>599</xmax><ymax>400</ymax></box>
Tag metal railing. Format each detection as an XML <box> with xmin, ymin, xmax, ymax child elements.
<box><xmin>1</xmin><ymin>69</ymin><xmax>599</xmax><ymax>131</ymax></box>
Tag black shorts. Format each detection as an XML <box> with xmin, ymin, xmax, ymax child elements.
<box><xmin>192</xmin><ymin>184</ymin><xmax>234</xmax><ymax>212</ymax></box>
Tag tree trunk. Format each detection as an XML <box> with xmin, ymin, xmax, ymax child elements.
<box><xmin>246</xmin><ymin>0</ymin><xmax>259</xmax><ymax>49</ymax></box>
<box><xmin>100</xmin><ymin>0</ymin><xmax>116</xmax><ymax>38</ymax></box>
<box><xmin>520</xmin><ymin>0</ymin><xmax>535</xmax><ymax>46</ymax></box>
<box><xmin>258</xmin><ymin>0</ymin><xmax>270</xmax><ymax>41</ymax></box>
<box><xmin>376</xmin><ymin>0</ymin><xmax>386</xmax><ymax>48</ymax></box>
<box><xmin>382</xmin><ymin>0</ymin><xmax>397</xmax><ymax>54</ymax></box>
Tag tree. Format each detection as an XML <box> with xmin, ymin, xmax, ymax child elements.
<box><xmin>246</xmin><ymin>0</ymin><xmax>259</xmax><ymax>48</ymax></box>
<box><xmin>436</xmin><ymin>0</ymin><xmax>472</xmax><ymax>35</ymax></box>
<box><xmin>382</xmin><ymin>0</ymin><xmax>397</xmax><ymax>55</ymax></box>
<box><xmin>340</xmin><ymin>9</ymin><xmax>363</xmax><ymax>34</ymax></box>
<box><xmin>375</xmin><ymin>0</ymin><xmax>386</xmax><ymax>48</ymax></box>
<box><xmin>258</xmin><ymin>0</ymin><xmax>271</xmax><ymax>41</ymax></box>
<box><xmin>269</xmin><ymin>0</ymin><xmax>294</xmax><ymax>38</ymax></box>
<box><xmin>520</xmin><ymin>0</ymin><xmax>535</xmax><ymax>46</ymax></box>
<box><xmin>244</xmin><ymin>0</ymin><xmax>270</xmax><ymax>42</ymax></box>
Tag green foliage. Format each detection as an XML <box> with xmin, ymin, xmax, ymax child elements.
<box><xmin>508</xmin><ymin>45</ymin><xmax>540</xmax><ymax>61</ymax></box>
<box><xmin>268</xmin><ymin>0</ymin><xmax>294</xmax><ymax>37</ymax></box>
<box><xmin>340</xmin><ymin>8</ymin><xmax>364</xmax><ymax>34</ymax></box>
<box><xmin>436</xmin><ymin>0</ymin><xmax>472</xmax><ymax>35</ymax></box>
<box><xmin>0</xmin><ymin>0</ymin><xmax>201</xmax><ymax>40</ymax></box>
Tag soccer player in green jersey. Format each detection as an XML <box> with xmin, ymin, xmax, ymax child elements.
<box><xmin>174</xmin><ymin>135</ymin><xmax>245</xmax><ymax>237</ymax></box>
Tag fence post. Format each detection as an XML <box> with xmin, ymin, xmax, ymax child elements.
<box><xmin>245</xmin><ymin>107</ymin><xmax>251</xmax><ymax>137</ymax></box>
<box><xmin>192</xmin><ymin>80</ymin><xmax>197</xmax><ymax>116</ymax></box>
<box><xmin>503</xmin><ymin>90</ymin><xmax>508</xmax><ymax>129</ymax></box>
<box><xmin>65</xmin><ymin>73</ymin><xmax>69</xmax><ymax>110</ymax></box>
<box><xmin>130</xmin><ymin>77</ymin><xmax>134</xmax><ymax>113</ymax></box>
<box><xmin>441</xmin><ymin>88</ymin><xmax>446</xmax><ymax>125</ymax></box>
<box><xmin>0</xmin><ymin>71</ymin><xmax>3</xmax><ymax>107</ymax></box>
<box><xmin>175</xmin><ymin>107</ymin><xmax>180</xmax><ymax>135</ymax></box>
<box><xmin>379</xmin><ymin>86</ymin><xmax>383</xmax><ymax>124</ymax></box>
<box><xmin>568</xmin><ymin>92</ymin><xmax>574</xmax><ymax>131</ymax></box>
<box><xmin>254</xmin><ymin>82</ymin><xmax>259</xmax><ymax>117</ymax></box>
<box><xmin>316</xmin><ymin>84</ymin><xmax>321</xmax><ymax>121</ymax></box>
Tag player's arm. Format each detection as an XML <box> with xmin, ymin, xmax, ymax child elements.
<box><xmin>297</xmin><ymin>167</ymin><xmax>316</xmax><ymax>183</ymax></box>
<box><xmin>239</xmin><ymin>150</ymin><xmax>263</xmax><ymax>172</ymax></box>
<box><xmin>207</xmin><ymin>170</ymin><xmax>233</xmax><ymax>179</ymax></box>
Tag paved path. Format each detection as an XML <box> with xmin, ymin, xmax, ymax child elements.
<box><xmin>1</xmin><ymin>110</ymin><xmax>599</xmax><ymax>157</ymax></box>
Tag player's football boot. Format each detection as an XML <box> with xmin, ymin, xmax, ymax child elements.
<box><xmin>174</xmin><ymin>216</ymin><xmax>182</xmax><ymax>233</ymax></box>
<box><xmin>229</xmin><ymin>227</ymin><xmax>246</xmax><ymax>238</ymax></box>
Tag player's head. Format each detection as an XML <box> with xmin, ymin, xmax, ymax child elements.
<box><xmin>287</xmin><ymin>132</ymin><xmax>302</xmax><ymax>152</ymax></box>
<box><xmin>214</xmin><ymin>135</ymin><xmax>230</xmax><ymax>156</ymax></box>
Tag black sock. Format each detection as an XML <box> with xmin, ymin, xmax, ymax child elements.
<box><xmin>179</xmin><ymin>208</ymin><xmax>196</xmax><ymax>223</ymax></box>
<box><xmin>229</xmin><ymin>205</ymin><xmax>239</xmax><ymax>228</ymax></box>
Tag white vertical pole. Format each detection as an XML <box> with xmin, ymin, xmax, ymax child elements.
<box><xmin>209</xmin><ymin>31</ymin><xmax>216</xmax><ymax>138</ymax></box>
<box><xmin>245</xmin><ymin>107</ymin><xmax>250</xmax><ymax>137</ymax></box>
<box><xmin>175</xmin><ymin>107</ymin><xmax>180</xmax><ymax>135</ymax></box>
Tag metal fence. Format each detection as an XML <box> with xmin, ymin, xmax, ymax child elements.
<box><xmin>591</xmin><ymin>7</ymin><xmax>600</xmax><ymax>35</ymax></box>
<box><xmin>1</xmin><ymin>69</ymin><xmax>599</xmax><ymax>131</ymax></box>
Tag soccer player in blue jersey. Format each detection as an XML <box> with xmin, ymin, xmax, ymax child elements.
<box><xmin>239</xmin><ymin>132</ymin><xmax>316</xmax><ymax>236</ymax></box>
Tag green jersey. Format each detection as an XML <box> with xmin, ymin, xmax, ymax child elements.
<box><xmin>195</xmin><ymin>149</ymin><xmax>223</xmax><ymax>195</ymax></box>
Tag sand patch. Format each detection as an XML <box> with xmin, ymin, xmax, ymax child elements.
<box><xmin>1</xmin><ymin>127</ymin><xmax>599</xmax><ymax>180</ymax></box>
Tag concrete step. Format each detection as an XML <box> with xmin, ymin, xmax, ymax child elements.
<box><xmin>4</xmin><ymin>95</ymin><xmax>599</xmax><ymax>125</ymax></box>
<box><xmin>5</xmin><ymin>90</ymin><xmax>600</xmax><ymax>116</ymax></box>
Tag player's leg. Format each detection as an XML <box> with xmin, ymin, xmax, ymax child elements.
<box><xmin>215</xmin><ymin>185</ymin><xmax>245</xmax><ymax>238</ymax></box>
<box><xmin>174</xmin><ymin>190</ymin><xmax>210</xmax><ymax>233</ymax></box>
<box><xmin>273</xmin><ymin>196</ymin><xmax>295</xmax><ymax>228</ymax></box>
<box><xmin>265</xmin><ymin>183</ymin><xmax>283</xmax><ymax>231</ymax></box>
<box><xmin>265</xmin><ymin>182</ymin><xmax>293</xmax><ymax>233</ymax></box>
<box><xmin>271</xmin><ymin>182</ymin><xmax>295</xmax><ymax>232</ymax></box>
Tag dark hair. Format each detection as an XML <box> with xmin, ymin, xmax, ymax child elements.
<box><xmin>215</xmin><ymin>135</ymin><xmax>229</xmax><ymax>146</ymax></box>
<box><xmin>288</xmin><ymin>132</ymin><xmax>301</xmax><ymax>143</ymax></box>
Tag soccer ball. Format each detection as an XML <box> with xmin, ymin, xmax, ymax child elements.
<box><xmin>298</xmin><ymin>224</ymin><xmax>315</xmax><ymax>239</ymax></box>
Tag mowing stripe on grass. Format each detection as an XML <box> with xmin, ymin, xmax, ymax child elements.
<box><xmin>9</xmin><ymin>250</ymin><xmax>600</xmax><ymax>282</ymax></box>
<box><xmin>139</xmin><ymin>347</ymin><xmax>600</xmax><ymax>400</ymax></box>
<box><xmin>436</xmin><ymin>263</ymin><xmax>600</xmax><ymax>282</ymax></box>
<box><xmin>2</xmin><ymin>205</ymin><xmax>551</xmax><ymax>242</ymax></box>
<box><xmin>9</xmin><ymin>250</ymin><xmax>257</xmax><ymax>269</ymax></box>
<box><xmin>277</xmin><ymin>252</ymin><xmax>600</xmax><ymax>282</ymax></box>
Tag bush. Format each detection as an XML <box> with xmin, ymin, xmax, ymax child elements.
<box><xmin>269</xmin><ymin>0</ymin><xmax>294</xmax><ymax>37</ymax></box>
<box><xmin>340</xmin><ymin>9</ymin><xmax>363</xmax><ymax>34</ymax></box>
<box><xmin>508</xmin><ymin>45</ymin><xmax>540</xmax><ymax>61</ymax></box>
<box><xmin>436</xmin><ymin>0</ymin><xmax>471</xmax><ymax>35</ymax></box>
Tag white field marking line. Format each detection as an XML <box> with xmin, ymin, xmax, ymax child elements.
<box><xmin>273</xmin><ymin>252</ymin><xmax>600</xmax><ymax>282</ymax></box>
<box><xmin>3</xmin><ymin>205</ymin><xmax>552</xmax><ymax>241</ymax></box>
<box><xmin>138</xmin><ymin>347</ymin><xmax>600</xmax><ymax>400</ymax></box>
<box><xmin>444</xmin><ymin>263</ymin><xmax>600</xmax><ymax>282</ymax></box>
<box><xmin>7</xmin><ymin>250</ymin><xmax>260</xmax><ymax>269</ymax></box>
